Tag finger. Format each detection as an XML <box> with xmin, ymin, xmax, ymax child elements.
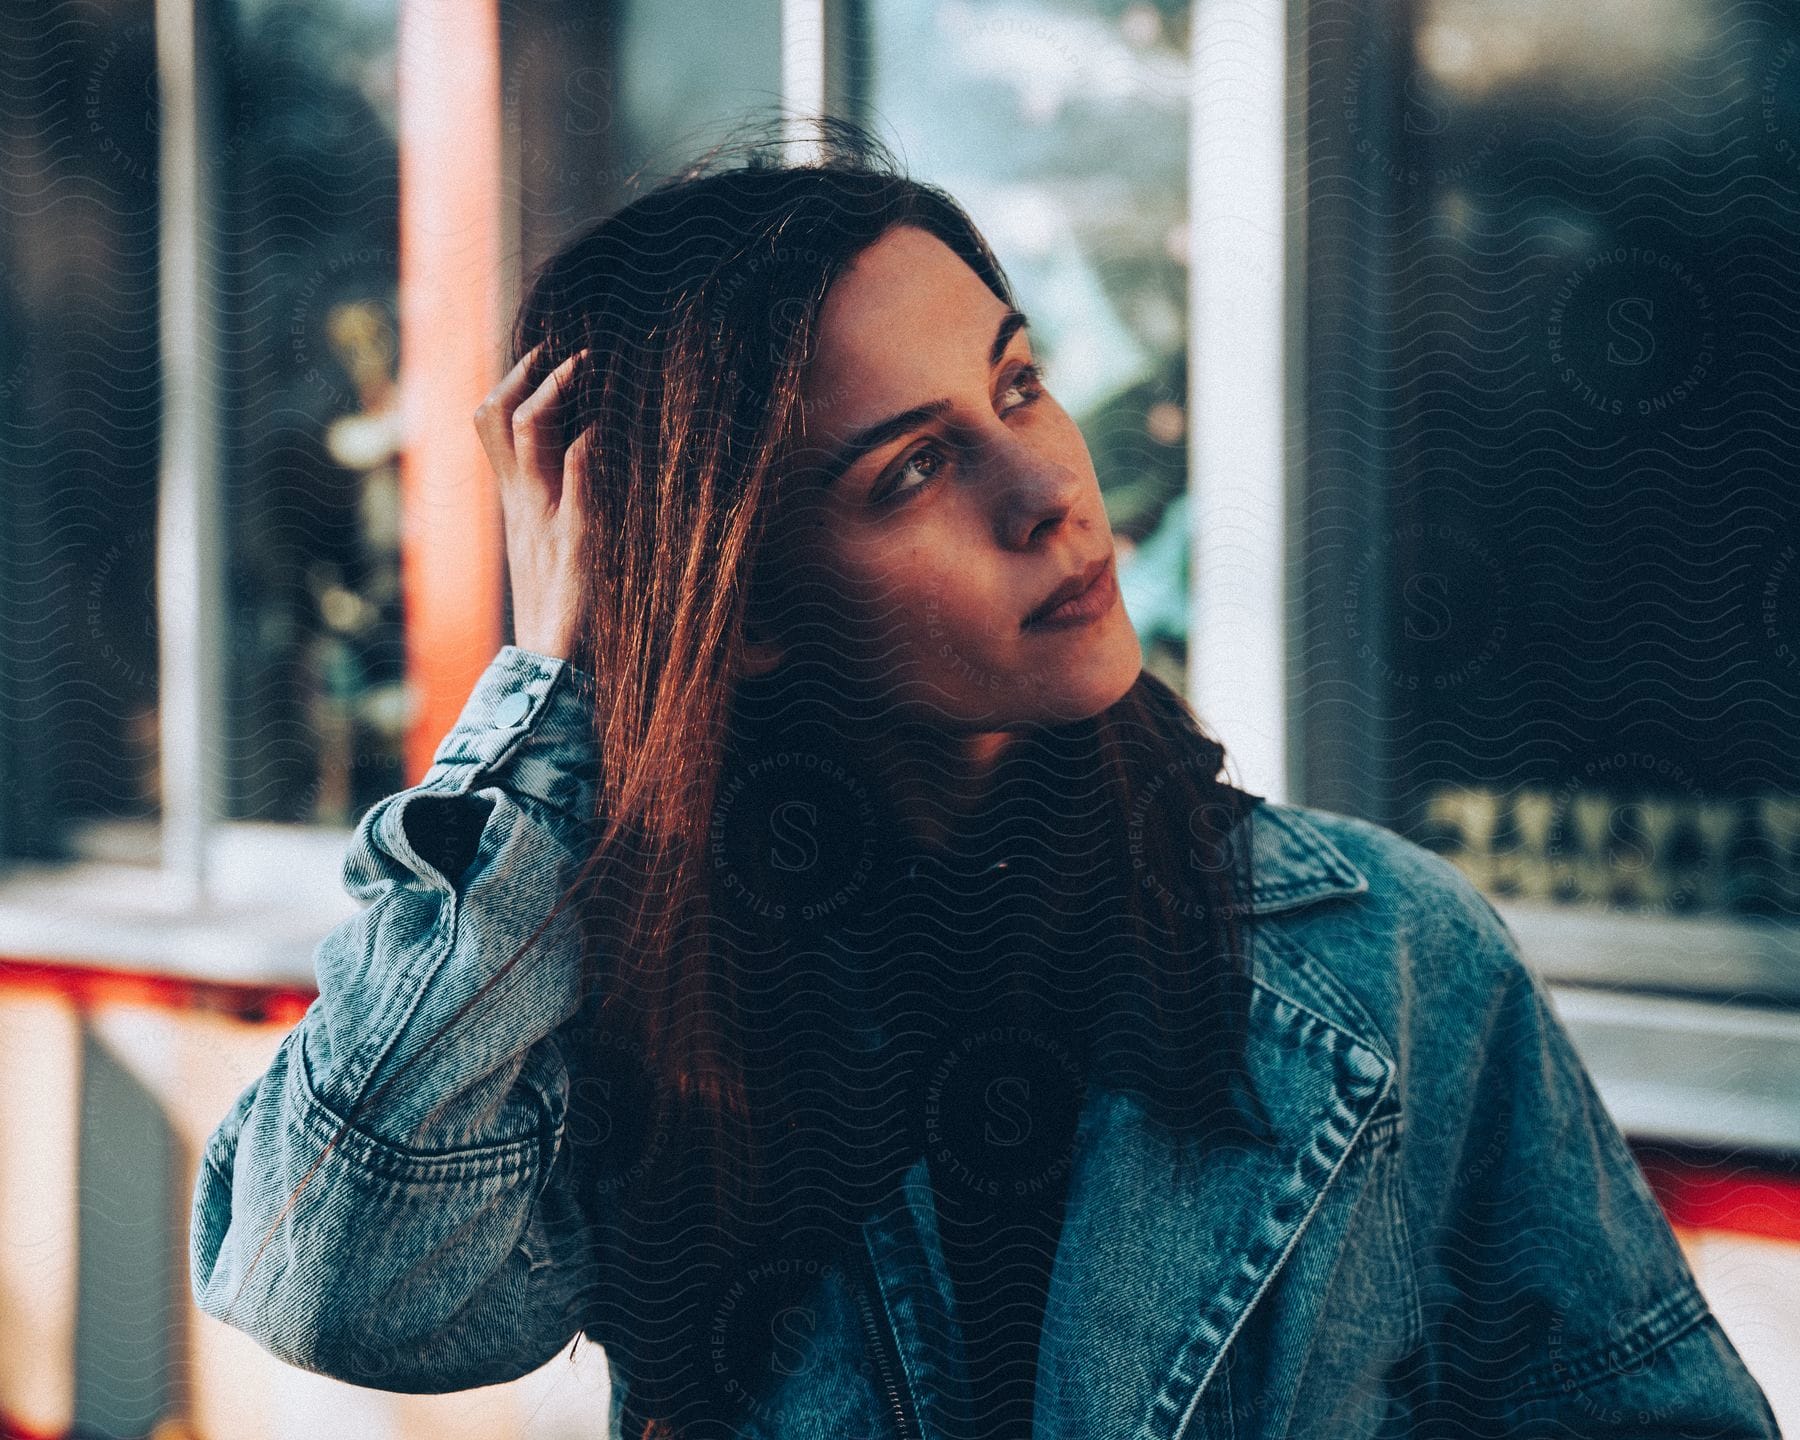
<box><xmin>471</xmin><ymin>340</ymin><xmax>547</xmax><ymax>468</ymax></box>
<box><xmin>556</xmin><ymin>423</ymin><xmax>598</xmax><ymax>517</ymax></box>
<box><xmin>513</xmin><ymin>351</ymin><xmax>585</xmax><ymax>496</ymax></box>
<box><xmin>473</xmin><ymin>342</ymin><xmax>548</xmax><ymax>450</ymax></box>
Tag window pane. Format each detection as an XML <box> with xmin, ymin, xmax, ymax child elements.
<box><xmin>866</xmin><ymin>0</ymin><xmax>1193</xmax><ymax>692</ymax></box>
<box><xmin>217</xmin><ymin>0</ymin><xmax>784</xmax><ymax>829</ymax></box>
<box><xmin>0</xmin><ymin>0</ymin><xmax>164</xmax><ymax>857</ymax></box>
<box><xmin>222</xmin><ymin>0</ymin><xmax>403</xmax><ymax>827</ymax></box>
<box><xmin>1304</xmin><ymin>0</ymin><xmax>1800</xmax><ymax>931</ymax></box>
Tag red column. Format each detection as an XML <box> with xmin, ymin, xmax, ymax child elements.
<box><xmin>396</xmin><ymin>1</ymin><xmax>505</xmax><ymax>783</ymax></box>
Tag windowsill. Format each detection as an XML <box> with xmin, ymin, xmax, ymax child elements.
<box><xmin>1547</xmin><ymin>985</ymin><xmax>1800</xmax><ymax>1155</ymax></box>
<box><xmin>0</xmin><ymin>820</ymin><xmax>357</xmax><ymax>987</ymax></box>
<box><xmin>1496</xmin><ymin>897</ymin><xmax>1800</xmax><ymax>1006</ymax></box>
<box><xmin>1498</xmin><ymin>898</ymin><xmax>1800</xmax><ymax>1155</ymax></box>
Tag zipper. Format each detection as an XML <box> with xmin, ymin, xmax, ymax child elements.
<box><xmin>852</xmin><ymin>1234</ymin><xmax>923</xmax><ymax>1440</ymax></box>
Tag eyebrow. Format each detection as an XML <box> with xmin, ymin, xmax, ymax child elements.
<box><xmin>816</xmin><ymin>308</ymin><xmax>1032</xmax><ymax>489</ymax></box>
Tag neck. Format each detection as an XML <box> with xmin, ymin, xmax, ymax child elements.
<box><xmin>866</xmin><ymin>721</ymin><xmax>1023</xmax><ymax>856</ymax></box>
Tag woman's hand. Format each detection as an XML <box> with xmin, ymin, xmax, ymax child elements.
<box><xmin>473</xmin><ymin>345</ymin><xmax>592</xmax><ymax>662</ymax></box>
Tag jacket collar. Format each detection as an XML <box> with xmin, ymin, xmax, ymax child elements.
<box><xmin>1245</xmin><ymin>799</ymin><xmax>1371</xmax><ymax>916</ymax></box>
<box><xmin>858</xmin><ymin>801</ymin><xmax>1392</xmax><ymax>1440</ymax></box>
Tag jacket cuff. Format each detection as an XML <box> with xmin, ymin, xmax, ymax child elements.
<box><xmin>418</xmin><ymin>646</ymin><xmax>599</xmax><ymax>822</ymax></box>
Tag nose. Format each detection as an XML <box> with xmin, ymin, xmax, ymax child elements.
<box><xmin>989</xmin><ymin>434</ymin><xmax>1087</xmax><ymax>550</ymax></box>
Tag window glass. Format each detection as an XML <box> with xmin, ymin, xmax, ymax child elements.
<box><xmin>506</xmin><ymin>0</ymin><xmax>783</xmax><ymax>285</ymax></box>
<box><xmin>616</xmin><ymin>0</ymin><xmax>781</xmax><ymax>155</ymax></box>
<box><xmin>1305</xmin><ymin>0</ymin><xmax>1800</xmax><ymax>928</ymax></box>
<box><xmin>222</xmin><ymin>0</ymin><xmax>403</xmax><ymax>827</ymax></box>
<box><xmin>0</xmin><ymin>0</ymin><xmax>164</xmax><ymax>855</ymax></box>
<box><xmin>0</xmin><ymin>0</ymin><xmax>796</xmax><ymax>851</ymax></box>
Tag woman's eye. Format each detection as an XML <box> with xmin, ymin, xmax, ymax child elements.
<box><xmin>1001</xmin><ymin>360</ymin><xmax>1047</xmax><ymax>411</ymax></box>
<box><xmin>876</xmin><ymin>446</ymin><xmax>946</xmax><ymax>506</ymax></box>
<box><xmin>872</xmin><ymin>362</ymin><xmax>1047</xmax><ymax>508</ymax></box>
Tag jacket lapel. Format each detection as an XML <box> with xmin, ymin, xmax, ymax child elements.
<box><xmin>1033</xmin><ymin>972</ymin><xmax>1395</xmax><ymax>1440</ymax></box>
<box><xmin>855</xmin><ymin>802</ymin><xmax>1392</xmax><ymax>1440</ymax></box>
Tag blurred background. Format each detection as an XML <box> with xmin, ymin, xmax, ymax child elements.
<box><xmin>1</xmin><ymin>0</ymin><xmax>1798</xmax><ymax>1435</ymax></box>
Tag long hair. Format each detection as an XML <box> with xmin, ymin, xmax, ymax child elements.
<box><xmin>236</xmin><ymin>115</ymin><xmax>1269</xmax><ymax>1440</ymax></box>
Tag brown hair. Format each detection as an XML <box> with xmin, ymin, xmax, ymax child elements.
<box><xmin>234</xmin><ymin>115</ymin><xmax>1267</xmax><ymax>1439</ymax></box>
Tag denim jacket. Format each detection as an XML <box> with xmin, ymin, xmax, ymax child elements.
<box><xmin>189</xmin><ymin>646</ymin><xmax>1783</xmax><ymax>1440</ymax></box>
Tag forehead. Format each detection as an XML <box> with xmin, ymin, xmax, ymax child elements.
<box><xmin>798</xmin><ymin>225</ymin><xmax>1008</xmax><ymax>425</ymax></box>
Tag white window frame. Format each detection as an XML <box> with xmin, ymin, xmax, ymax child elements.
<box><xmin>1187</xmin><ymin>0</ymin><xmax>1294</xmax><ymax>805</ymax></box>
<box><xmin>154</xmin><ymin>0</ymin><xmax>228</xmax><ymax>909</ymax></box>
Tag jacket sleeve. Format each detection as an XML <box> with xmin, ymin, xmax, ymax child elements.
<box><xmin>1423</xmin><ymin>886</ymin><xmax>1783</xmax><ymax>1437</ymax></box>
<box><xmin>188</xmin><ymin>645</ymin><xmax>620</xmax><ymax>1393</ymax></box>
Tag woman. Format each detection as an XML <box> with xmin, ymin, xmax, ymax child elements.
<box><xmin>190</xmin><ymin>120</ymin><xmax>1780</xmax><ymax>1440</ymax></box>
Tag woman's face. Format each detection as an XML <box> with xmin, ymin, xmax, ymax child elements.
<box><xmin>766</xmin><ymin>223</ymin><xmax>1143</xmax><ymax>735</ymax></box>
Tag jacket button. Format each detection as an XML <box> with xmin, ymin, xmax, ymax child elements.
<box><xmin>492</xmin><ymin>691</ymin><xmax>533</xmax><ymax>728</ymax></box>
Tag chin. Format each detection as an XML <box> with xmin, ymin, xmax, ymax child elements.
<box><xmin>1029</xmin><ymin>635</ymin><xmax>1144</xmax><ymax>725</ymax></box>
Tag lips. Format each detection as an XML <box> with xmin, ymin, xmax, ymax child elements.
<box><xmin>1022</xmin><ymin>553</ymin><xmax>1113</xmax><ymax>629</ymax></box>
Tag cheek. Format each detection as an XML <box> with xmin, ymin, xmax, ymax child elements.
<box><xmin>829</xmin><ymin>549</ymin><xmax>1009</xmax><ymax>673</ymax></box>
<box><xmin>895</xmin><ymin>546</ymin><xmax>1012</xmax><ymax>641</ymax></box>
<box><xmin>908</xmin><ymin>566</ymin><xmax>998</xmax><ymax>657</ymax></box>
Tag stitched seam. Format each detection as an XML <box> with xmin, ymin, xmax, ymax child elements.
<box><xmin>483</xmin><ymin>784</ymin><xmax>598</xmax><ymax>854</ymax></box>
<box><xmin>1250</xmin><ymin>881</ymin><xmax>1365</xmax><ymax>915</ymax></box>
<box><xmin>1510</xmin><ymin>1285</ymin><xmax>1710</xmax><ymax>1402</ymax></box>
<box><xmin>294</xmin><ymin>1026</ymin><xmax>542</xmax><ymax>1178</ymax></box>
<box><xmin>1252</xmin><ymin>943</ymin><xmax>1389</xmax><ymax>1065</ymax></box>
<box><xmin>1277</xmin><ymin>810</ymin><xmax>1366</xmax><ymax>878</ymax></box>
<box><xmin>1254</xmin><ymin>807</ymin><xmax>1370</xmax><ymax>900</ymax></box>
<box><xmin>1267</xmin><ymin>1124</ymin><xmax>1406</xmax><ymax>1440</ymax></box>
<box><xmin>1362</xmin><ymin>1111</ymin><xmax>1403</xmax><ymax>1142</ymax></box>
<box><xmin>1382</xmin><ymin>1140</ymin><xmax>1426</xmax><ymax>1353</ymax></box>
<box><xmin>448</xmin><ymin>659</ymin><xmax>569</xmax><ymax>773</ymax></box>
<box><xmin>202</xmin><ymin>1152</ymin><xmax>232</xmax><ymax>1190</ymax></box>
<box><xmin>1255</xmin><ymin>875</ymin><xmax>1332</xmax><ymax>900</ymax></box>
<box><xmin>862</xmin><ymin>1229</ymin><xmax>930</xmax><ymax>1437</ymax></box>
<box><xmin>1248</xmin><ymin>971</ymin><xmax>1362</xmax><ymax>1044</ymax></box>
